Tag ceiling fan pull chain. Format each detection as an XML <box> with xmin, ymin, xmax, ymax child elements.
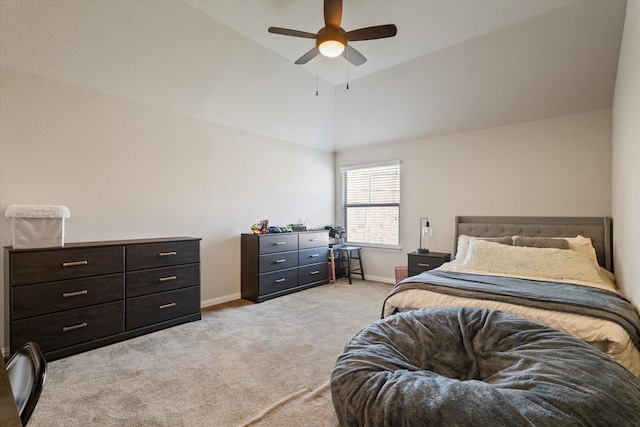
<box><xmin>345</xmin><ymin>44</ymin><xmax>350</xmax><ymax>89</ymax></box>
<box><xmin>316</xmin><ymin>58</ymin><xmax>319</xmax><ymax>96</ymax></box>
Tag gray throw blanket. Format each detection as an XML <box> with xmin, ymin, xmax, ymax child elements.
<box><xmin>384</xmin><ymin>270</ymin><xmax>640</xmax><ymax>350</ymax></box>
<box><xmin>331</xmin><ymin>307</ymin><xmax>640</xmax><ymax>427</ymax></box>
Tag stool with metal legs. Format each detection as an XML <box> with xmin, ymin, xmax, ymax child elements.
<box><xmin>333</xmin><ymin>245</ymin><xmax>365</xmax><ymax>284</ymax></box>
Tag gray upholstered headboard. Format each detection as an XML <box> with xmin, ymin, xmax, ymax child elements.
<box><xmin>454</xmin><ymin>216</ymin><xmax>613</xmax><ymax>272</ymax></box>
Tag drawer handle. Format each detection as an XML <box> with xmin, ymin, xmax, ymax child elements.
<box><xmin>309</xmin><ymin>238</ymin><xmax>320</xmax><ymax>242</ymax></box>
<box><xmin>159</xmin><ymin>251</ymin><xmax>177</xmax><ymax>257</ymax></box>
<box><xmin>309</xmin><ymin>254</ymin><xmax>320</xmax><ymax>258</ymax></box>
<box><xmin>275</xmin><ymin>259</ymin><xmax>287</xmax><ymax>263</ymax></box>
<box><xmin>63</xmin><ymin>322</ymin><xmax>88</xmax><ymax>332</ymax></box>
<box><xmin>275</xmin><ymin>278</ymin><xmax>286</xmax><ymax>283</ymax></box>
<box><xmin>275</xmin><ymin>242</ymin><xmax>287</xmax><ymax>246</ymax></box>
<box><xmin>63</xmin><ymin>290</ymin><xmax>88</xmax><ymax>298</ymax></box>
<box><xmin>159</xmin><ymin>302</ymin><xmax>177</xmax><ymax>309</ymax></box>
<box><xmin>310</xmin><ymin>270</ymin><xmax>320</xmax><ymax>275</ymax></box>
<box><xmin>159</xmin><ymin>276</ymin><xmax>177</xmax><ymax>282</ymax></box>
<box><xmin>417</xmin><ymin>263</ymin><xmax>431</xmax><ymax>267</ymax></box>
<box><xmin>62</xmin><ymin>260</ymin><xmax>88</xmax><ymax>267</ymax></box>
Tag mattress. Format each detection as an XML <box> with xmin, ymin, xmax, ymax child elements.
<box><xmin>383</xmin><ymin>238</ymin><xmax>640</xmax><ymax>376</ymax></box>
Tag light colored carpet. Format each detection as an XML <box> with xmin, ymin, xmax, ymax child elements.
<box><xmin>28</xmin><ymin>279</ymin><xmax>394</xmax><ymax>426</ymax></box>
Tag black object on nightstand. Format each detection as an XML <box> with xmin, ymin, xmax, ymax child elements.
<box><xmin>407</xmin><ymin>251</ymin><xmax>451</xmax><ymax>276</ymax></box>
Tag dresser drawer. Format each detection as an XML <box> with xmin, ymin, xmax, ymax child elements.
<box><xmin>299</xmin><ymin>263</ymin><xmax>329</xmax><ymax>285</ymax></box>
<box><xmin>258</xmin><ymin>267</ymin><xmax>298</xmax><ymax>295</ymax></box>
<box><xmin>11</xmin><ymin>274</ymin><xmax>125</xmax><ymax>320</ymax></box>
<box><xmin>298</xmin><ymin>232</ymin><xmax>329</xmax><ymax>250</ymax></box>
<box><xmin>259</xmin><ymin>251</ymin><xmax>298</xmax><ymax>273</ymax></box>
<box><xmin>126</xmin><ymin>240</ymin><xmax>200</xmax><ymax>271</ymax></box>
<box><xmin>126</xmin><ymin>264</ymin><xmax>200</xmax><ymax>298</ymax></box>
<box><xmin>407</xmin><ymin>252</ymin><xmax>451</xmax><ymax>275</ymax></box>
<box><xmin>11</xmin><ymin>301</ymin><xmax>124</xmax><ymax>353</ymax></box>
<box><xmin>126</xmin><ymin>286</ymin><xmax>200</xmax><ymax>330</ymax></box>
<box><xmin>298</xmin><ymin>247</ymin><xmax>329</xmax><ymax>266</ymax></box>
<box><xmin>9</xmin><ymin>246</ymin><xmax>124</xmax><ymax>286</ymax></box>
<box><xmin>258</xmin><ymin>233</ymin><xmax>298</xmax><ymax>254</ymax></box>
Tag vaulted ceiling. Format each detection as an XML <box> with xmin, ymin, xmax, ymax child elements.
<box><xmin>0</xmin><ymin>1</ymin><xmax>627</xmax><ymax>152</ymax></box>
<box><xmin>186</xmin><ymin>0</ymin><xmax>578</xmax><ymax>86</ymax></box>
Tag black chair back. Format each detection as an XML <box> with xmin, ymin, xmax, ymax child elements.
<box><xmin>6</xmin><ymin>342</ymin><xmax>47</xmax><ymax>426</ymax></box>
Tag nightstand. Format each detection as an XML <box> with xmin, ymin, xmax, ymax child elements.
<box><xmin>407</xmin><ymin>251</ymin><xmax>451</xmax><ymax>276</ymax></box>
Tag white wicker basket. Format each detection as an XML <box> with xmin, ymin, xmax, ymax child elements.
<box><xmin>5</xmin><ymin>205</ymin><xmax>70</xmax><ymax>249</ymax></box>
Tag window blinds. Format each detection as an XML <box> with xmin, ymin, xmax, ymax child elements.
<box><xmin>341</xmin><ymin>161</ymin><xmax>400</xmax><ymax>246</ymax></box>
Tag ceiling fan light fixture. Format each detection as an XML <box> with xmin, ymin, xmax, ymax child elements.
<box><xmin>268</xmin><ymin>0</ymin><xmax>397</xmax><ymax>66</ymax></box>
<box><xmin>318</xmin><ymin>39</ymin><xmax>345</xmax><ymax>57</ymax></box>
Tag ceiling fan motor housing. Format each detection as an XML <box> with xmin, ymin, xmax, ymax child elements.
<box><xmin>317</xmin><ymin>27</ymin><xmax>347</xmax><ymax>57</ymax></box>
<box><xmin>267</xmin><ymin>0</ymin><xmax>396</xmax><ymax>66</ymax></box>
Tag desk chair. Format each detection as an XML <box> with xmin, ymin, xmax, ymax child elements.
<box><xmin>6</xmin><ymin>342</ymin><xmax>47</xmax><ymax>426</ymax></box>
<box><xmin>333</xmin><ymin>245</ymin><xmax>365</xmax><ymax>284</ymax></box>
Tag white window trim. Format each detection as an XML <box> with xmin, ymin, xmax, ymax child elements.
<box><xmin>339</xmin><ymin>160</ymin><xmax>401</xmax><ymax>173</ymax></box>
<box><xmin>340</xmin><ymin>160</ymin><xmax>401</xmax><ymax>249</ymax></box>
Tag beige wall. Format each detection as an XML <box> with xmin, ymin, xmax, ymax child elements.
<box><xmin>612</xmin><ymin>2</ymin><xmax>640</xmax><ymax>305</ymax></box>
<box><xmin>1</xmin><ymin>0</ymin><xmax>634</xmax><ymax>356</ymax></box>
<box><xmin>336</xmin><ymin>110</ymin><xmax>613</xmax><ymax>283</ymax></box>
<box><xmin>0</xmin><ymin>68</ymin><xmax>335</xmax><ymax>350</ymax></box>
<box><xmin>0</xmin><ymin>0</ymin><xmax>336</xmax><ymax>152</ymax></box>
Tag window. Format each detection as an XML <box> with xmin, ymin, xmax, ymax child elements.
<box><xmin>341</xmin><ymin>161</ymin><xmax>400</xmax><ymax>247</ymax></box>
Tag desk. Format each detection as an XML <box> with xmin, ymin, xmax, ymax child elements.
<box><xmin>1</xmin><ymin>356</ymin><xmax>22</xmax><ymax>427</ymax></box>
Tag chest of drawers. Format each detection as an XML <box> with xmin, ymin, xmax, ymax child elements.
<box><xmin>5</xmin><ymin>237</ymin><xmax>201</xmax><ymax>361</ymax></box>
<box><xmin>241</xmin><ymin>231</ymin><xmax>329</xmax><ymax>303</ymax></box>
<box><xmin>407</xmin><ymin>251</ymin><xmax>451</xmax><ymax>276</ymax></box>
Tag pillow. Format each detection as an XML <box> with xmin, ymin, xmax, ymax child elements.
<box><xmin>462</xmin><ymin>239</ymin><xmax>602</xmax><ymax>283</ymax></box>
<box><xmin>510</xmin><ymin>235</ymin><xmax>600</xmax><ymax>269</ymax></box>
<box><xmin>482</xmin><ymin>236</ymin><xmax>514</xmax><ymax>245</ymax></box>
<box><xmin>513</xmin><ymin>236</ymin><xmax>570</xmax><ymax>249</ymax></box>
<box><xmin>564</xmin><ymin>235</ymin><xmax>598</xmax><ymax>259</ymax></box>
<box><xmin>553</xmin><ymin>235</ymin><xmax>601</xmax><ymax>272</ymax></box>
<box><xmin>455</xmin><ymin>235</ymin><xmax>513</xmax><ymax>260</ymax></box>
<box><xmin>455</xmin><ymin>235</ymin><xmax>471</xmax><ymax>260</ymax></box>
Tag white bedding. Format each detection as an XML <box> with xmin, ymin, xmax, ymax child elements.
<box><xmin>383</xmin><ymin>259</ymin><xmax>640</xmax><ymax>377</ymax></box>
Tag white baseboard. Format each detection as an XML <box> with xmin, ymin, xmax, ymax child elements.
<box><xmin>2</xmin><ymin>287</ymin><xmax>393</xmax><ymax>358</ymax></box>
<box><xmin>201</xmin><ymin>293</ymin><xmax>241</xmax><ymax>309</ymax></box>
<box><xmin>200</xmin><ymin>279</ymin><xmax>396</xmax><ymax>309</ymax></box>
<box><xmin>361</xmin><ymin>274</ymin><xmax>396</xmax><ymax>284</ymax></box>
<box><xmin>199</xmin><ymin>277</ymin><xmax>396</xmax><ymax>311</ymax></box>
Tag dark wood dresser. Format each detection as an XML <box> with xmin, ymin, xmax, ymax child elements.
<box><xmin>241</xmin><ymin>231</ymin><xmax>329</xmax><ymax>303</ymax></box>
<box><xmin>4</xmin><ymin>237</ymin><xmax>201</xmax><ymax>361</ymax></box>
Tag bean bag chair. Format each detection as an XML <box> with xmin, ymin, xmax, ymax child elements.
<box><xmin>331</xmin><ymin>307</ymin><xmax>640</xmax><ymax>426</ymax></box>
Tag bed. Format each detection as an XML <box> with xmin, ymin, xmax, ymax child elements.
<box><xmin>330</xmin><ymin>216</ymin><xmax>640</xmax><ymax>426</ymax></box>
<box><xmin>382</xmin><ymin>216</ymin><xmax>640</xmax><ymax>376</ymax></box>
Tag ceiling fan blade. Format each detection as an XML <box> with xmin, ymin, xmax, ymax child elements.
<box><xmin>295</xmin><ymin>47</ymin><xmax>320</xmax><ymax>65</ymax></box>
<box><xmin>347</xmin><ymin>24</ymin><xmax>397</xmax><ymax>41</ymax></box>
<box><xmin>342</xmin><ymin>45</ymin><xmax>367</xmax><ymax>66</ymax></box>
<box><xmin>268</xmin><ymin>27</ymin><xmax>317</xmax><ymax>39</ymax></box>
<box><xmin>324</xmin><ymin>0</ymin><xmax>342</xmax><ymax>28</ymax></box>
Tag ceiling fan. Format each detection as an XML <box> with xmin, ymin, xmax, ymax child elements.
<box><xmin>268</xmin><ymin>0</ymin><xmax>397</xmax><ymax>66</ymax></box>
